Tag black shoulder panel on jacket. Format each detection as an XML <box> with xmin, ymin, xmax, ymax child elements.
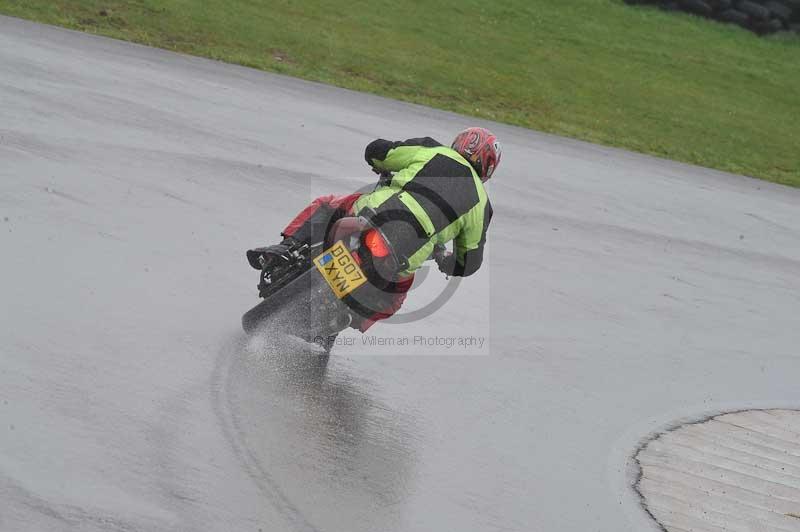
<box><xmin>364</xmin><ymin>137</ymin><xmax>442</xmax><ymax>166</ymax></box>
<box><xmin>403</xmin><ymin>154</ymin><xmax>479</xmax><ymax>234</ymax></box>
<box><xmin>398</xmin><ymin>137</ymin><xmax>442</xmax><ymax>148</ymax></box>
<box><xmin>364</xmin><ymin>139</ymin><xmax>397</xmax><ymax>165</ymax></box>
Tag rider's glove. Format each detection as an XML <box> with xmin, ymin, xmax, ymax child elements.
<box><xmin>435</xmin><ymin>251</ymin><xmax>457</xmax><ymax>276</ymax></box>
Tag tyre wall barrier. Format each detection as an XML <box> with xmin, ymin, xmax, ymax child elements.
<box><xmin>624</xmin><ymin>0</ymin><xmax>800</xmax><ymax>35</ymax></box>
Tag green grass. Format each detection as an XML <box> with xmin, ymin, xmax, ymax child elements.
<box><xmin>1</xmin><ymin>0</ymin><xmax>798</xmax><ymax>186</ymax></box>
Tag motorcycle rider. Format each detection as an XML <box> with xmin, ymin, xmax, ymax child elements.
<box><xmin>247</xmin><ymin>127</ymin><xmax>500</xmax><ymax>331</ymax></box>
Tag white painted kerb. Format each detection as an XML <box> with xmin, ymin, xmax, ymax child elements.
<box><xmin>635</xmin><ymin>409</ymin><xmax>800</xmax><ymax>531</ymax></box>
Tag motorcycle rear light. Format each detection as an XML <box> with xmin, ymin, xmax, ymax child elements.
<box><xmin>363</xmin><ymin>228</ymin><xmax>389</xmax><ymax>258</ymax></box>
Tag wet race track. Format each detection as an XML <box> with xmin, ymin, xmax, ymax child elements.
<box><xmin>2</xmin><ymin>15</ymin><xmax>800</xmax><ymax>532</ymax></box>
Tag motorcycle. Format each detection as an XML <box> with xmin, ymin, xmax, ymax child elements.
<box><xmin>242</xmin><ymin>208</ymin><xmax>446</xmax><ymax>355</ymax></box>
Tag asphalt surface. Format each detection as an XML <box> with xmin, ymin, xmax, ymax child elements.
<box><xmin>1</xmin><ymin>15</ymin><xmax>799</xmax><ymax>532</ymax></box>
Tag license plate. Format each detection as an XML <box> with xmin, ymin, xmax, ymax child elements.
<box><xmin>314</xmin><ymin>241</ymin><xmax>367</xmax><ymax>299</ymax></box>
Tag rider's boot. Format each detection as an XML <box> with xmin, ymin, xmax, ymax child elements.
<box><xmin>246</xmin><ymin>237</ymin><xmax>299</xmax><ymax>270</ymax></box>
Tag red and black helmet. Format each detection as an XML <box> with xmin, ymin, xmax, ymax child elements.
<box><xmin>451</xmin><ymin>127</ymin><xmax>501</xmax><ymax>181</ymax></box>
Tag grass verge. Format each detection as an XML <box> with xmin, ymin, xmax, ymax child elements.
<box><xmin>1</xmin><ymin>0</ymin><xmax>798</xmax><ymax>186</ymax></box>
